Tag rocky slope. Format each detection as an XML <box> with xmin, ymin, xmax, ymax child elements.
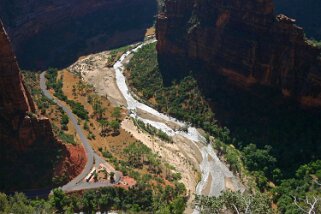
<box><xmin>0</xmin><ymin>21</ymin><xmax>87</xmax><ymax>191</ymax></box>
<box><xmin>0</xmin><ymin>0</ymin><xmax>157</xmax><ymax>69</ymax></box>
<box><xmin>0</xmin><ymin>20</ymin><xmax>54</xmax><ymax>149</ymax></box>
<box><xmin>156</xmin><ymin>0</ymin><xmax>321</xmax><ymax>106</ymax></box>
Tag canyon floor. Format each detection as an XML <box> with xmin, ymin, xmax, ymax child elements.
<box><xmin>68</xmin><ymin>48</ymin><xmax>199</xmax><ymax>212</ymax></box>
<box><xmin>68</xmin><ymin>41</ymin><xmax>245</xmax><ymax>212</ymax></box>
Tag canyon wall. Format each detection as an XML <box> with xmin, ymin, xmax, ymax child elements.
<box><xmin>156</xmin><ymin>0</ymin><xmax>321</xmax><ymax>106</ymax></box>
<box><xmin>0</xmin><ymin>0</ymin><xmax>157</xmax><ymax>69</ymax></box>
<box><xmin>0</xmin><ymin>21</ymin><xmax>87</xmax><ymax>191</ymax></box>
<box><xmin>0</xmin><ymin>20</ymin><xmax>54</xmax><ymax>149</ymax></box>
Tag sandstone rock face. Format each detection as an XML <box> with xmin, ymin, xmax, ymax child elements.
<box><xmin>0</xmin><ymin>0</ymin><xmax>157</xmax><ymax>69</ymax></box>
<box><xmin>0</xmin><ymin>21</ymin><xmax>54</xmax><ymax>149</ymax></box>
<box><xmin>156</xmin><ymin>0</ymin><xmax>321</xmax><ymax>106</ymax></box>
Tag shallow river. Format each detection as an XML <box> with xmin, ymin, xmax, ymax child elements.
<box><xmin>113</xmin><ymin>40</ymin><xmax>244</xmax><ymax>213</ymax></box>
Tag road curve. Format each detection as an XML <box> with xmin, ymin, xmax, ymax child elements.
<box><xmin>40</xmin><ymin>72</ymin><xmax>94</xmax><ymax>192</ymax></box>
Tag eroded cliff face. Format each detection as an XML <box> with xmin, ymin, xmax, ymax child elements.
<box><xmin>0</xmin><ymin>21</ymin><xmax>87</xmax><ymax>191</ymax></box>
<box><xmin>156</xmin><ymin>0</ymin><xmax>321</xmax><ymax>106</ymax></box>
<box><xmin>0</xmin><ymin>21</ymin><xmax>54</xmax><ymax>149</ymax></box>
<box><xmin>0</xmin><ymin>0</ymin><xmax>157</xmax><ymax>69</ymax></box>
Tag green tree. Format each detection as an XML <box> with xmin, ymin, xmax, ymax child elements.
<box><xmin>123</xmin><ymin>142</ymin><xmax>149</xmax><ymax>167</ymax></box>
<box><xmin>49</xmin><ymin>189</ymin><xmax>69</xmax><ymax>212</ymax></box>
<box><xmin>82</xmin><ymin>190</ymin><xmax>98</xmax><ymax>213</ymax></box>
<box><xmin>242</xmin><ymin>144</ymin><xmax>277</xmax><ymax>176</ymax></box>
<box><xmin>110</xmin><ymin>172</ymin><xmax>115</xmax><ymax>183</ymax></box>
<box><xmin>169</xmin><ymin>197</ymin><xmax>186</xmax><ymax>214</ymax></box>
<box><xmin>195</xmin><ymin>191</ymin><xmax>272</xmax><ymax>214</ymax></box>
<box><xmin>98</xmin><ymin>119</ymin><xmax>109</xmax><ymax>136</ymax></box>
<box><xmin>61</xmin><ymin>114</ymin><xmax>69</xmax><ymax>125</ymax></box>
<box><xmin>109</xmin><ymin>120</ymin><xmax>120</xmax><ymax>135</ymax></box>
<box><xmin>112</xmin><ymin>107</ymin><xmax>121</xmax><ymax>120</ymax></box>
<box><xmin>147</xmin><ymin>153</ymin><xmax>161</xmax><ymax>174</ymax></box>
<box><xmin>0</xmin><ymin>193</ymin><xmax>9</xmax><ymax>213</ymax></box>
<box><xmin>9</xmin><ymin>193</ymin><xmax>35</xmax><ymax>214</ymax></box>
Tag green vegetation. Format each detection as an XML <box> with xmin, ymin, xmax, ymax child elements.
<box><xmin>98</xmin><ymin>119</ymin><xmax>120</xmax><ymax>137</ymax></box>
<box><xmin>109</xmin><ymin>120</ymin><xmax>120</xmax><ymax>133</ymax></box>
<box><xmin>112</xmin><ymin>106</ymin><xmax>121</xmax><ymax>120</ymax></box>
<box><xmin>52</xmin><ymin>124</ymin><xmax>76</xmax><ymax>145</ymax></box>
<box><xmin>107</xmin><ymin>45</ymin><xmax>132</xmax><ymax>67</ymax></box>
<box><xmin>127</xmin><ymin>43</ymin><xmax>247</xmax><ymax>177</ymax></box>
<box><xmin>58</xmin><ymin>131</ymin><xmax>76</xmax><ymax>145</ymax></box>
<box><xmin>273</xmin><ymin>160</ymin><xmax>321</xmax><ymax>213</ymax></box>
<box><xmin>306</xmin><ymin>39</ymin><xmax>321</xmax><ymax>48</ymax></box>
<box><xmin>133</xmin><ymin>118</ymin><xmax>172</xmax><ymax>142</ymax></box>
<box><xmin>66</xmin><ymin>99</ymin><xmax>89</xmax><ymax>120</ymax></box>
<box><xmin>126</xmin><ymin>42</ymin><xmax>321</xmax><ymax>212</ymax></box>
<box><xmin>241</xmin><ymin>144</ymin><xmax>277</xmax><ymax>190</ymax></box>
<box><xmin>23</xmin><ymin>69</ymin><xmax>77</xmax><ymax>145</ymax></box>
<box><xmin>0</xmin><ymin>192</ymin><xmax>51</xmax><ymax>214</ymax></box>
<box><xmin>61</xmin><ymin>114</ymin><xmax>69</xmax><ymax>130</ymax></box>
<box><xmin>88</xmin><ymin>94</ymin><xmax>121</xmax><ymax>136</ymax></box>
<box><xmin>100</xmin><ymin>141</ymin><xmax>162</xmax><ymax>176</ymax></box>
<box><xmin>0</xmin><ymin>185</ymin><xmax>186</xmax><ymax>213</ymax></box>
<box><xmin>98</xmin><ymin>140</ymin><xmax>187</xmax><ymax>212</ymax></box>
<box><xmin>194</xmin><ymin>191</ymin><xmax>272</xmax><ymax>214</ymax></box>
<box><xmin>21</xmin><ymin>70</ymin><xmax>78</xmax><ymax>173</ymax></box>
<box><xmin>19</xmin><ymin>59</ymin><xmax>188</xmax><ymax>212</ymax></box>
<box><xmin>127</xmin><ymin>43</ymin><xmax>215</xmax><ymax>133</ymax></box>
<box><xmin>88</xmin><ymin>94</ymin><xmax>106</xmax><ymax>120</ymax></box>
<box><xmin>46</xmin><ymin>68</ymin><xmax>89</xmax><ymax>120</ymax></box>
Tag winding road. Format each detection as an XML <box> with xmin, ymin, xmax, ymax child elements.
<box><xmin>38</xmin><ymin>38</ymin><xmax>244</xmax><ymax>213</ymax></box>
<box><xmin>40</xmin><ymin>72</ymin><xmax>118</xmax><ymax>192</ymax></box>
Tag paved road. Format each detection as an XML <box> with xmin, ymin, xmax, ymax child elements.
<box><xmin>40</xmin><ymin>72</ymin><xmax>120</xmax><ymax>192</ymax></box>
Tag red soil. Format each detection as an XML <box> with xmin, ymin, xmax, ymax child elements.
<box><xmin>55</xmin><ymin>142</ymin><xmax>87</xmax><ymax>182</ymax></box>
<box><xmin>116</xmin><ymin>176</ymin><xmax>137</xmax><ymax>190</ymax></box>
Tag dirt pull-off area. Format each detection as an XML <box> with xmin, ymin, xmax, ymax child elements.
<box><xmin>69</xmin><ymin>52</ymin><xmax>126</xmax><ymax>106</ymax></box>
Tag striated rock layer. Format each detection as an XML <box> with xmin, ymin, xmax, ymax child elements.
<box><xmin>0</xmin><ymin>20</ymin><xmax>54</xmax><ymax>149</ymax></box>
<box><xmin>0</xmin><ymin>0</ymin><xmax>157</xmax><ymax>69</ymax></box>
<box><xmin>156</xmin><ymin>0</ymin><xmax>321</xmax><ymax>106</ymax></box>
<box><xmin>0</xmin><ymin>21</ymin><xmax>87</xmax><ymax>191</ymax></box>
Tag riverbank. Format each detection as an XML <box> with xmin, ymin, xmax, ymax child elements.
<box><xmin>69</xmin><ymin>40</ymin><xmax>245</xmax><ymax>213</ymax></box>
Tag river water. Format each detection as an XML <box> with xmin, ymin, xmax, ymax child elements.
<box><xmin>113</xmin><ymin>40</ymin><xmax>244</xmax><ymax>213</ymax></box>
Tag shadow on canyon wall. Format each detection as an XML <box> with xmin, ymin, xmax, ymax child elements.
<box><xmin>159</xmin><ymin>58</ymin><xmax>321</xmax><ymax>177</ymax></box>
<box><xmin>0</xmin><ymin>0</ymin><xmax>157</xmax><ymax>70</ymax></box>
<box><xmin>0</xmin><ymin>138</ymin><xmax>64</xmax><ymax>192</ymax></box>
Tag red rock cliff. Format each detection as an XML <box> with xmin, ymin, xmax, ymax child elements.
<box><xmin>156</xmin><ymin>0</ymin><xmax>321</xmax><ymax>106</ymax></box>
<box><xmin>0</xmin><ymin>21</ymin><xmax>54</xmax><ymax>149</ymax></box>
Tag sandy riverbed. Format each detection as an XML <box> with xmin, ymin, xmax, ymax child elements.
<box><xmin>122</xmin><ymin>118</ymin><xmax>199</xmax><ymax>212</ymax></box>
<box><xmin>69</xmin><ymin>52</ymin><xmax>126</xmax><ymax>106</ymax></box>
<box><xmin>69</xmin><ymin>46</ymin><xmax>244</xmax><ymax>213</ymax></box>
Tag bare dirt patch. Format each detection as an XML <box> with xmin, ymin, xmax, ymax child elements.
<box><xmin>121</xmin><ymin>118</ymin><xmax>199</xmax><ymax>211</ymax></box>
<box><xmin>60</xmin><ymin>70</ymin><xmax>136</xmax><ymax>160</ymax></box>
<box><xmin>68</xmin><ymin>52</ymin><xmax>126</xmax><ymax>106</ymax></box>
